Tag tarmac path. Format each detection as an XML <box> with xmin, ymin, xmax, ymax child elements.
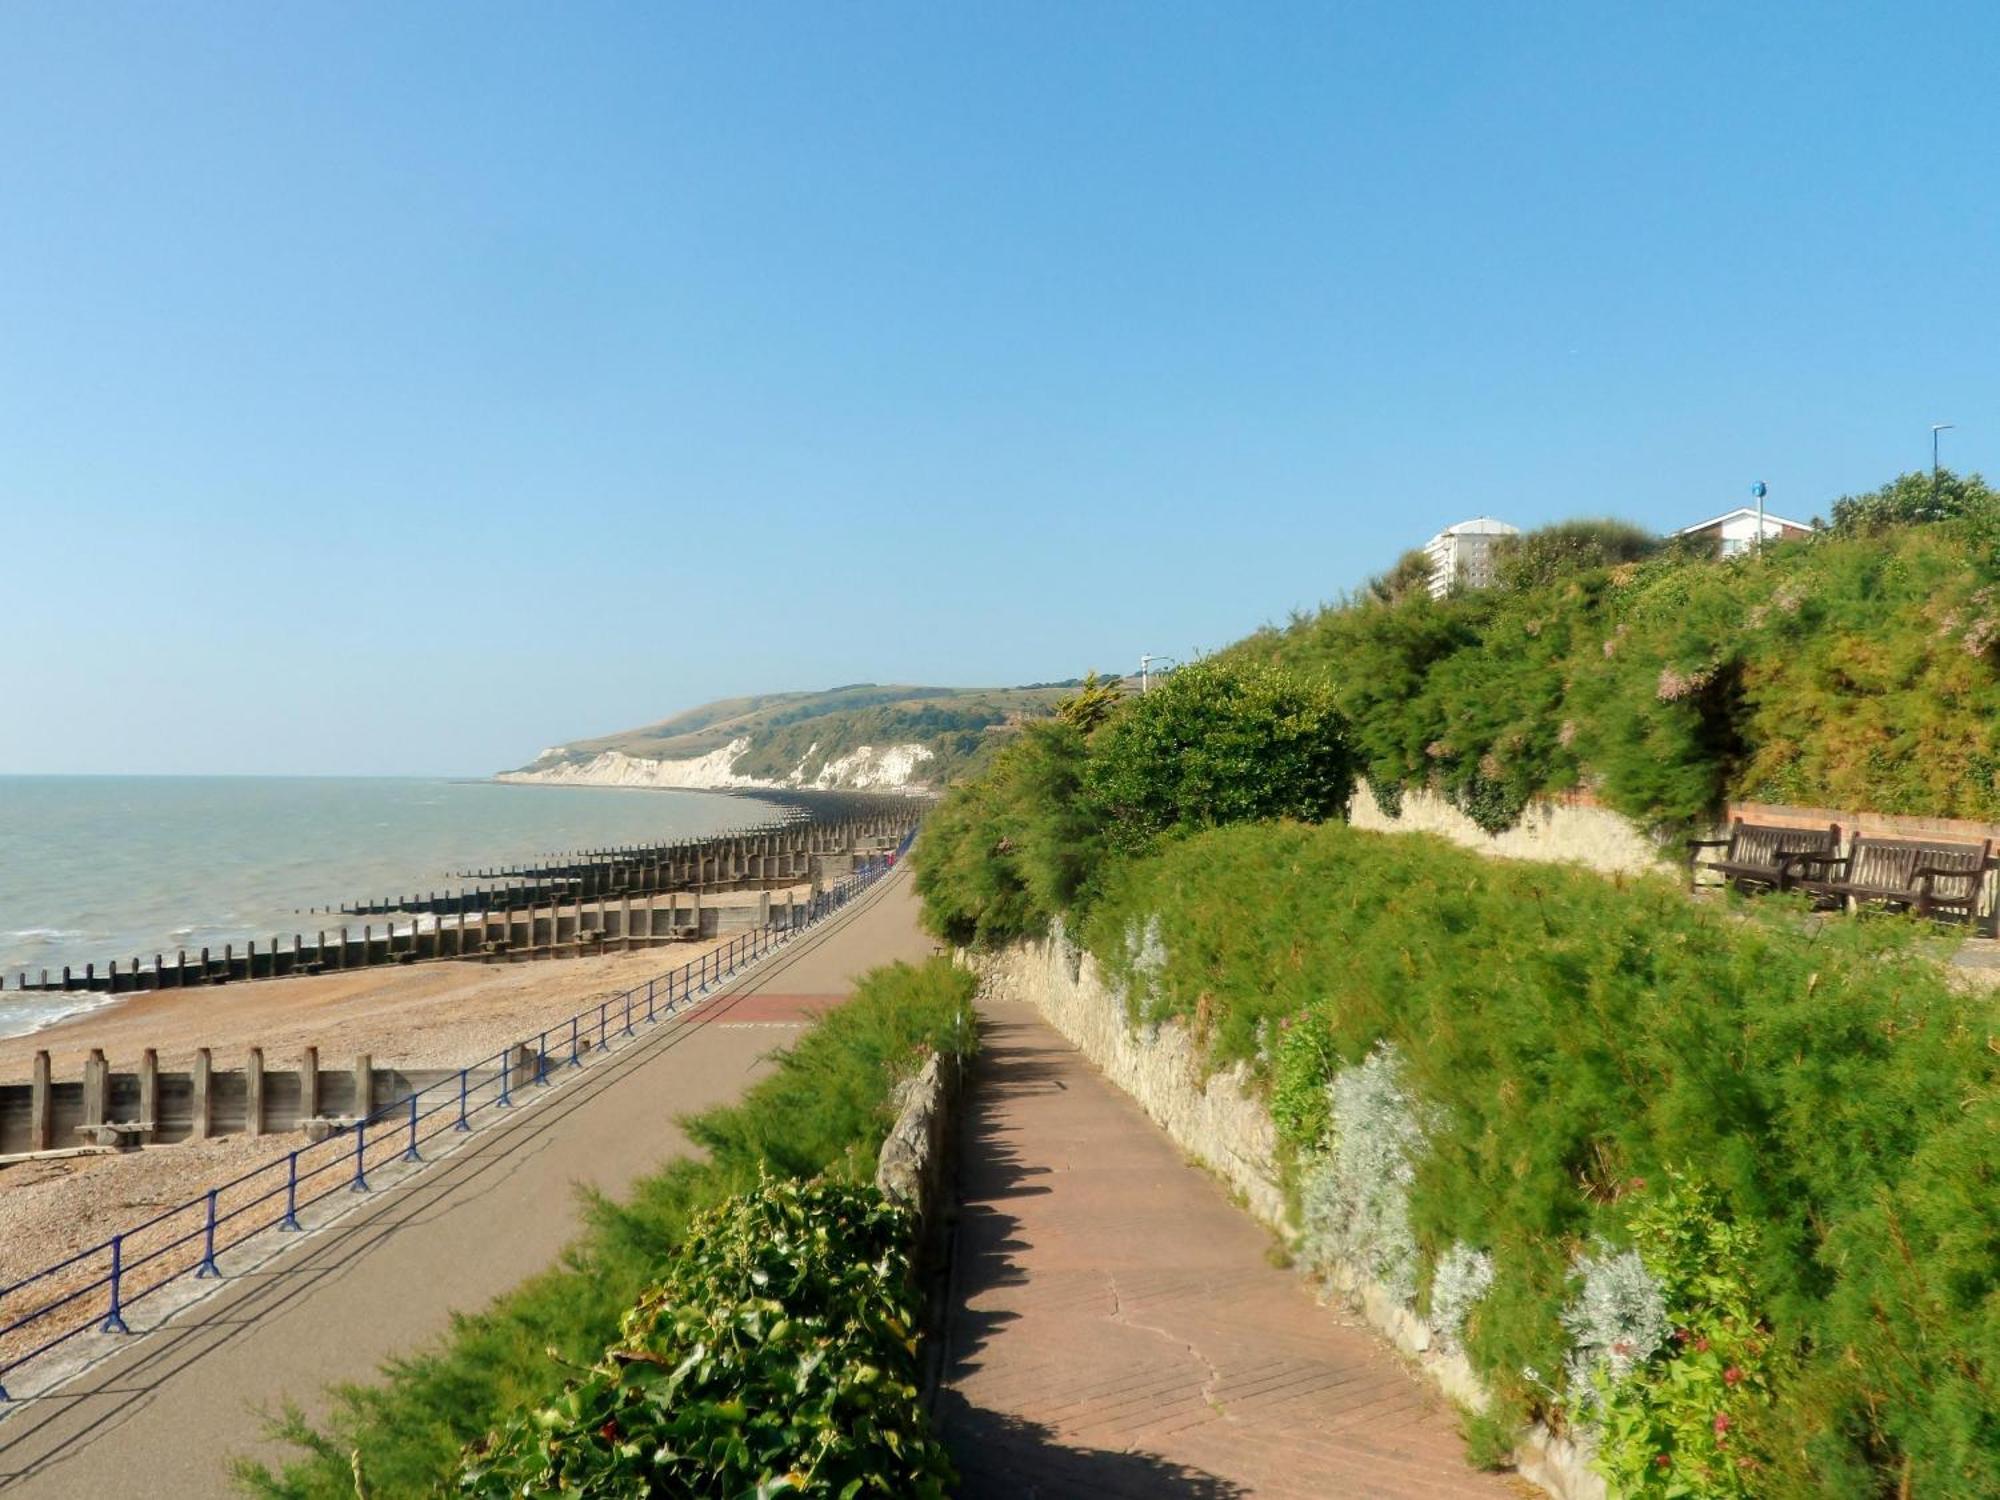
<box><xmin>0</xmin><ymin>870</ymin><xmax>934</xmax><ymax>1497</ymax></box>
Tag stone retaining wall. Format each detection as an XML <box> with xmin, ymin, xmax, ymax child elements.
<box><xmin>973</xmin><ymin>928</ymin><xmax>1604</xmax><ymax>1500</ymax></box>
<box><xmin>1348</xmin><ymin>781</ymin><xmax>1673</xmax><ymax>879</ymax></box>
<box><xmin>875</xmin><ymin>1049</ymin><xmax>959</xmax><ymax>1252</ymax></box>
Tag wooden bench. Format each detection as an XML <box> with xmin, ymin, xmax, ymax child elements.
<box><xmin>1792</xmin><ymin>834</ymin><xmax>1996</xmax><ymax>930</ymax></box>
<box><xmin>1688</xmin><ymin>820</ymin><xmax>1841</xmax><ymax>893</ymax></box>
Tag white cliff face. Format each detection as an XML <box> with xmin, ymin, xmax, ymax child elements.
<box><xmin>498</xmin><ymin>738</ymin><xmax>936</xmax><ymax>792</ymax></box>
<box><xmin>810</xmin><ymin>743</ymin><xmax>935</xmax><ymax>790</ymax></box>
<box><xmin>498</xmin><ymin>740</ymin><xmax>768</xmax><ymax>790</ymax></box>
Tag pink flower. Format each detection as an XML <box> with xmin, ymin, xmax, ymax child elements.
<box><xmin>1723</xmin><ymin>1366</ymin><xmax>1743</xmax><ymax>1386</ymax></box>
<box><xmin>1695</xmin><ymin>1336</ymin><xmax>1711</xmax><ymax>1353</ymax></box>
<box><xmin>1713</xmin><ymin>1412</ymin><xmax>1733</xmax><ymax>1437</ymax></box>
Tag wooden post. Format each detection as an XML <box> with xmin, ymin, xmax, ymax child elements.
<box><xmin>29</xmin><ymin>1049</ymin><xmax>51</xmax><ymax>1152</ymax></box>
<box><xmin>138</xmin><ymin>1047</ymin><xmax>158</xmax><ymax>1141</ymax></box>
<box><xmin>82</xmin><ymin>1049</ymin><xmax>108</xmax><ymax>1140</ymax></box>
<box><xmin>354</xmin><ymin>1053</ymin><xmax>373</xmax><ymax>1121</ymax></box>
<box><xmin>191</xmin><ymin>1047</ymin><xmax>214</xmax><ymax>1141</ymax></box>
<box><xmin>301</xmin><ymin>1045</ymin><xmax>320</xmax><ymax>1123</ymax></box>
<box><xmin>246</xmin><ymin>1046</ymin><xmax>266</xmax><ymax>1136</ymax></box>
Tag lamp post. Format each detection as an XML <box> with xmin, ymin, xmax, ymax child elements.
<box><xmin>1932</xmin><ymin>423</ymin><xmax>1955</xmax><ymax>512</ymax></box>
<box><xmin>1751</xmin><ymin>481</ymin><xmax>1767</xmax><ymax>554</ymax></box>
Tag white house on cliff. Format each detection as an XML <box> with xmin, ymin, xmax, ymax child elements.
<box><xmin>1675</xmin><ymin>506</ymin><xmax>1816</xmax><ymax>557</ymax></box>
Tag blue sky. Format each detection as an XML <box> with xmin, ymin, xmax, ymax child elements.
<box><xmin>3</xmin><ymin>3</ymin><xmax>1995</xmax><ymax>774</ymax></box>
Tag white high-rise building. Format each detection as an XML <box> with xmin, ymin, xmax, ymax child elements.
<box><xmin>1422</xmin><ymin>517</ymin><xmax>1519</xmax><ymax>598</ymax></box>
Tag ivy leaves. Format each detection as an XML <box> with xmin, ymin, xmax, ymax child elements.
<box><xmin>458</xmin><ymin>1177</ymin><xmax>952</xmax><ymax>1498</ymax></box>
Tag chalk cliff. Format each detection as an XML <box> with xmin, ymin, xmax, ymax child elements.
<box><xmin>499</xmin><ymin>682</ymin><xmax>1086</xmax><ymax>793</ymax></box>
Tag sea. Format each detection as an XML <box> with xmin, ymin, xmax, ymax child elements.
<box><xmin>0</xmin><ymin>776</ymin><xmax>782</xmax><ymax>1038</ymax></box>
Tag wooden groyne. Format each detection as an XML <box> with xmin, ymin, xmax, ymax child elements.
<box><xmin>6</xmin><ymin>797</ymin><xmax>922</xmax><ymax>997</ymax></box>
<box><xmin>327</xmin><ymin>813</ymin><xmax>906</xmax><ymax>917</ymax></box>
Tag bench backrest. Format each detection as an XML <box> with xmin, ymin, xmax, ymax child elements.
<box><xmin>1724</xmin><ymin>820</ymin><xmax>1841</xmax><ymax>873</ymax></box>
<box><xmin>1847</xmin><ymin>835</ymin><xmax>1994</xmax><ymax>900</ymax></box>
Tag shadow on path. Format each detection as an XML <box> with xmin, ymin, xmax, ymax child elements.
<box><xmin>937</xmin><ymin>1012</ymin><xmax>1244</xmax><ymax>1499</ymax></box>
<box><xmin>938</xmin><ymin>1391</ymin><xmax>1249</xmax><ymax>1500</ymax></box>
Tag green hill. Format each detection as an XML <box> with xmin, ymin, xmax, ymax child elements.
<box><xmin>504</xmin><ymin>681</ymin><xmax>1089</xmax><ymax>791</ymax></box>
<box><xmin>1223</xmin><ymin>468</ymin><xmax>2000</xmax><ymax>829</ymax></box>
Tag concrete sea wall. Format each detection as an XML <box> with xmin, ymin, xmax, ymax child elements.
<box><xmin>0</xmin><ymin>1046</ymin><xmax>477</xmax><ymax>1157</ymax></box>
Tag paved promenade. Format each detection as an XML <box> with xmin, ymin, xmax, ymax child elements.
<box><xmin>0</xmin><ymin>873</ymin><xmax>933</xmax><ymax>1497</ymax></box>
<box><xmin>938</xmin><ymin>995</ymin><xmax>1519</xmax><ymax>1499</ymax></box>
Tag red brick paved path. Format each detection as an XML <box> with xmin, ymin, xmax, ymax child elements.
<box><xmin>937</xmin><ymin>996</ymin><xmax>1520</xmax><ymax>1499</ymax></box>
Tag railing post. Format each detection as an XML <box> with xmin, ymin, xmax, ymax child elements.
<box><xmin>403</xmin><ymin>1094</ymin><xmax>422</xmax><ymax>1162</ymax></box>
<box><xmin>498</xmin><ymin>1049</ymin><xmax>514</xmax><ymax>1108</ymax></box>
<box><xmin>597</xmin><ymin>1001</ymin><xmax>608</xmax><ymax>1050</ymax></box>
<box><xmin>622</xmin><ymin>991</ymin><xmax>634</xmax><ymax>1037</ymax></box>
<box><xmin>568</xmin><ymin>1015</ymin><xmax>582</xmax><ymax>1067</ymax></box>
<box><xmin>645</xmin><ymin>978</ymin><xmax>656</xmax><ymax>1024</ymax></box>
<box><xmin>101</xmin><ymin>1235</ymin><xmax>130</xmax><ymax>1333</ymax></box>
<box><xmin>194</xmin><ymin>1190</ymin><xmax>221</xmax><ymax>1278</ymax></box>
<box><xmin>280</xmin><ymin>1151</ymin><xmax>303</xmax><ymax>1231</ymax></box>
<box><xmin>350</xmin><ymin>1121</ymin><xmax>371</xmax><ymax>1192</ymax></box>
<box><xmin>456</xmin><ymin>1069</ymin><xmax>470</xmax><ymax>1131</ymax></box>
<box><xmin>535</xmin><ymin>1032</ymin><xmax>550</xmax><ymax>1086</ymax></box>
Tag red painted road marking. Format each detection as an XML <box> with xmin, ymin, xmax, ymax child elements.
<box><xmin>687</xmin><ymin>993</ymin><xmax>845</xmax><ymax>1024</ymax></box>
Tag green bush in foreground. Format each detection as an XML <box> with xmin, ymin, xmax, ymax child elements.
<box><xmin>458</xmin><ymin>1177</ymin><xmax>950</xmax><ymax>1499</ymax></box>
<box><xmin>1082</xmin><ymin>822</ymin><xmax>1999</xmax><ymax>1496</ymax></box>
<box><xmin>234</xmin><ymin>959</ymin><xmax>977</xmax><ymax>1499</ymax></box>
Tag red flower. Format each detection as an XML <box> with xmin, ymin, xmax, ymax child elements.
<box><xmin>1713</xmin><ymin>1412</ymin><xmax>1733</xmax><ymax>1437</ymax></box>
<box><xmin>598</xmin><ymin>1420</ymin><xmax>622</xmax><ymax>1443</ymax></box>
<box><xmin>1723</xmin><ymin>1365</ymin><xmax>1743</xmax><ymax>1386</ymax></box>
<box><xmin>1695</xmin><ymin>1335</ymin><xmax>1711</xmax><ymax>1353</ymax></box>
<box><xmin>1673</xmin><ymin>1327</ymin><xmax>1691</xmax><ymax>1344</ymax></box>
<box><xmin>1655</xmin><ymin>1454</ymin><xmax>1672</xmax><ymax>1470</ymax></box>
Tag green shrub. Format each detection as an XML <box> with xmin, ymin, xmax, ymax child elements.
<box><xmin>457</xmin><ymin>1176</ymin><xmax>951</xmax><ymax>1499</ymax></box>
<box><xmin>235</xmin><ymin>959</ymin><xmax>977</xmax><ymax>1499</ymax></box>
<box><xmin>914</xmin><ymin>720</ymin><xmax>1097</xmax><ymax>949</ymax></box>
<box><xmin>1590</xmin><ymin>1173</ymin><xmax>1778</xmax><ymax>1500</ymax></box>
<box><xmin>1827</xmin><ymin>467</ymin><xmax>1998</xmax><ymax>535</ymax></box>
<box><xmin>915</xmin><ymin>659</ymin><xmax>1354</xmax><ymax>949</ymax></box>
<box><xmin>1085</xmin><ymin>658</ymin><xmax>1355</xmax><ymax>853</ymax></box>
<box><xmin>1080</xmin><ymin>822</ymin><xmax>2000</xmax><ymax>1496</ymax></box>
<box><xmin>1491</xmin><ymin>519</ymin><xmax>1660</xmax><ymax>593</ymax></box>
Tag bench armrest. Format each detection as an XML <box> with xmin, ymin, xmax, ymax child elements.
<box><xmin>1785</xmin><ymin>851</ymin><xmax>1847</xmax><ymax>872</ymax></box>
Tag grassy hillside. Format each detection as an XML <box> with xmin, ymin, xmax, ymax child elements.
<box><xmin>513</xmin><ymin>681</ymin><xmax>1094</xmax><ymax>788</ymax></box>
<box><xmin>1222</xmin><ymin>469</ymin><xmax>2000</xmax><ymax>829</ymax></box>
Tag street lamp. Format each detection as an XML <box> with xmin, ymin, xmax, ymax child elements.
<box><xmin>1138</xmin><ymin>654</ymin><xmax>1178</xmax><ymax>693</ymax></box>
<box><xmin>1932</xmin><ymin>424</ymin><xmax>1956</xmax><ymax>509</ymax></box>
<box><xmin>1751</xmin><ymin>481</ymin><xmax>1767</xmax><ymax>554</ymax></box>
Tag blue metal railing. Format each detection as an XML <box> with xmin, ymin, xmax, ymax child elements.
<box><xmin>0</xmin><ymin>842</ymin><xmax>912</xmax><ymax>1402</ymax></box>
